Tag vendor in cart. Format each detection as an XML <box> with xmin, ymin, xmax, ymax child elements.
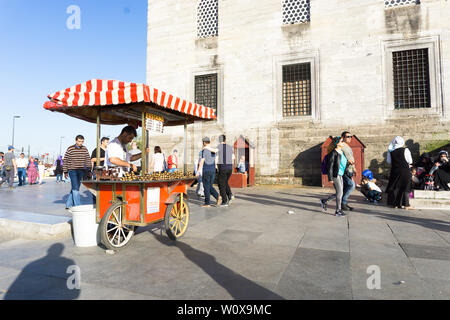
<box><xmin>105</xmin><ymin>126</ymin><xmax>145</xmax><ymax>176</ymax></box>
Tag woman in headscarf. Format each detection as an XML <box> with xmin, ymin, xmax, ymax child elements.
<box><xmin>385</xmin><ymin>136</ymin><xmax>413</xmax><ymax>209</ymax></box>
<box><xmin>54</xmin><ymin>155</ymin><xmax>64</xmax><ymax>183</ymax></box>
<box><xmin>27</xmin><ymin>156</ymin><xmax>38</xmax><ymax>185</ymax></box>
<box><xmin>430</xmin><ymin>150</ymin><xmax>450</xmax><ymax>191</ymax></box>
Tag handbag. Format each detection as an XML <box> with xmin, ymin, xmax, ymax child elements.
<box><xmin>5</xmin><ymin>165</ymin><xmax>12</xmax><ymax>171</ymax></box>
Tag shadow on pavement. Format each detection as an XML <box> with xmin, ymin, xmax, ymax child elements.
<box><xmin>358</xmin><ymin>207</ymin><xmax>450</xmax><ymax>233</ymax></box>
<box><xmin>4</xmin><ymin>243</ymin><xmax>80</xmax><ymax>300</ymax></box>
<box><xmin>150</xmin><ymin>231</ymin><xmax>284</xmax><ymax>300</ymax></box>
<box><xmin>53</xmin><ymin>190</ymin><xmax>93</xmax><ymax>205</ymax></box>
<box><xmin>235</xmin><ymin>193</ymin><xmax>318</xmax><ymax>212</ymax></box>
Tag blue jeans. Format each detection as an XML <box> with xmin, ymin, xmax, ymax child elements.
<box><xmin>17</xmin><ymin>168</ymin><xmax>26</xmax><ymax>186</ymax></box>
<box><xmin>202</xmin><ymin>170</ymin><xmax>218</xmax><ymax>205</ymax></box>
<box><xmin>342</xmin><ymin>174</ymin><xmax>355</xmax><ymax>205</ymax></box>
<box><xmin>56</xmin><ymin>174</ymin><xmax>63</xmax><ymax>183</ymax></box>
<box><xmin>66</xmin><ymin>170</ymin><xmax>86</xmax><ymax>208</ymax></box>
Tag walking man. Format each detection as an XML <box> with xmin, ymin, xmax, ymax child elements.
<box><xmin>196</xmin><ymin>137</ymin><xmax>220</xmax><ymax>208</ymax></box>
<box><xmin>3</xmin><ymin>146</ymin><xmax>17</xmax><ymax>190</ymax></box>
<box><xmin>16</xmin><ymin>153</ymin><xmax>28</xmax><ymax>186</ymax></box>
<box><xmin>91</xmin><ymin>137</ymin><xmax>110</xmax><ymax>169</ymax></box>
<box><xmin>216</xmin><ymin>135</ymin><xmax>235</xmax><ymax>207</ymax></box>
<box><xmin>63</xmin><ymin>135</ymin><xmax>92</xmax><ymax>209</ymax></box>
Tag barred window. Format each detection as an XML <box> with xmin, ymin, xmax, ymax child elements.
<box><xmin>392</xmin><ymin>48</ymin><xmax>431</xmax><ymax>109</ymax></box>
<box><xmin>195</xmin><ymin>74</ymin><xmax>218</xmax><ymax>112</ymax></box>
<box><xmin>282</xmin><ymin>0</ymin><xmax>310</xmax><ymax>25</ymax></box>
<box><xmin>197</xmin><ymin>0</ymin><xmax>218</xmax><ymax>38</ymax></box>
<box><xmin>283</xmin><ymin>63</ymin><xmax>311</xmax><ymax>116</ymax></box>
<box><xmin>385</xmin><ymin>0</ymin><xmax>420</xmax><ymax>9</ymax></box>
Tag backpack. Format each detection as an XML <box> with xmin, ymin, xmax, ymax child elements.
<box><xmin>321</xmin><ymin>154</ymin><xmax>329</xmax><ymax>175</ymax></box>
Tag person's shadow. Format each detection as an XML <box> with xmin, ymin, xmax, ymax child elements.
<box><xmin>151</xmin><ymin>231</ymin><xmax>284</xmax><ymax>300</ymax></box>
<box><xmin>4</xmin><ymin>243</ymin><xmax>81</xmax><ymax>300</ymax></box>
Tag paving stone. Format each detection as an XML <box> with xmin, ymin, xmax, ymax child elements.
<box><xmin>275</xmin><ymin>247</ymin><xmax>352</xmax><ymax>299</ymax></box>
<box><xmin>399</xmin><ymin>243</ymin><xmax>450</xmax><ymax>261</ymax></box>
<box><xmin>410</xmin><ymin>258</ymin><xmax>450</xmax><ymax>281</ymax></box>
<box><xmin>214</xmin><ymin>229</ymin><xmax>262</xmax><ymax>243</ymax></box>
<box><xmin>387</xmin><ymin>223</ymin><xmax>449</xmax><ymax>247</ymax></box>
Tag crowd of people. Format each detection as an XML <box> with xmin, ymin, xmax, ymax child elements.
<box><xmin>319</xmin><ymin>132</ymin><xmax>450</xmax><ymax>215</ymax></box>
<box><xmin>3</xmin><ymin>127</ymin><xmax>448</xmax><ymax>215</ymax></box>
<box><xmin>0</xmin><ymin>146</ymin><xmax>48</xmax><ymax>190</ymax></box>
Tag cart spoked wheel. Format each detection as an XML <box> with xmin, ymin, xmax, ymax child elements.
<box><xmin>165</xmin><ymin>194</ymin><xmax>190</xmax><ymax>241</ymax></box>
<box><xmin>99</xmin><ymin>201</ymin><xmax>135</xmax><ymax>250</ymax></box>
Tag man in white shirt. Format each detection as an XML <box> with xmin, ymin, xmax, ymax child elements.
<box><xmin>16</xmin><ymin>153</ymin><xmax>29</xmax><ymax>186</ymax></box>
<box><xmin>106</xmin><ymin>126</ymin><xmax>144</xmax><ymax>176</ymax></box>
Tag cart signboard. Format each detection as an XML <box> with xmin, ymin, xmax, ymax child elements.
<box><xmin>145</xmin><ymin>113</ymin><xmax>164</xmax><ymax>133</ymax></box>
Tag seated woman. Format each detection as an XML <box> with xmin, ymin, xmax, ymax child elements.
<box><xmin>431</xmin><ymin>150</ymin><xmax>450</xmax><ymax>191</ymax></box>
<box><xmin>414</xmin><ymin>153</ymin><xmax>434</xmax><ymax>189</ymax></box>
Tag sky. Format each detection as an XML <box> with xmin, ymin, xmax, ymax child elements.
<box><xmin>0</xmin><ymin>0</ymin><xmax>147</xmax><ymax>160</ymax></box>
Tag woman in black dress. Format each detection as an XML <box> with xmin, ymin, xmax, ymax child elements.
<box><xmin>385</xmin><ymin>136</ymin><xmax>413</xmax><ymax>209</ymax></box>
<box><xmin>431</xmin><ymin>151</ymin><xmax>450</xmax><ymax>191</ymax></box>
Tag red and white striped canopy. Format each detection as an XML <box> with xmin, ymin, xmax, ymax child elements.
<box><xmin>44</xmin><ymin>79</ymin><xmax>216</xmax><ymax>125</ymax></box>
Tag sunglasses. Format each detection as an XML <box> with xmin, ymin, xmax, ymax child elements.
<box><xmin>345</xmin><ymin>135</ymin><xmax>353</xmax><ymax>138</ymax></box>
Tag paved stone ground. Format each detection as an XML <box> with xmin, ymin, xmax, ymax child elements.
<box><xmin>0</xmin><ymin>180</ymin><xmax>449</xmax><ymax>300</ymax></box>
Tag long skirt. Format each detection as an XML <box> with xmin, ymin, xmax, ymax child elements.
<box><xmin>386</xmin><ymin>167</ymin><xmax>411</xmax><ymax>207</ymax></box>
<box><xmin>27</xmin><ymin>168</ymin><xmax>38</xmax><ymax>184</ymax></box>
<box><xmin>434</xmin><ymin>168</ymin><xmax>450</xmax><ymax>191</ymax></box>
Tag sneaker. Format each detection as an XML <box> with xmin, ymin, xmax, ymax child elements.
<box><xmin>220</xmin><ymin>202</ymin><xmax>229</xmax><ymax>207</ymax></box>
<box><xmin>216</xmin><ymin>196</ymin><xmax>222</xmax><ymax>206</ymax></box>
<box><xmin>319</xmin><ymin>199</ymin><xmax>327</xmax><ymax>212</ymax></box>
<box><xmin>341</xmin><ymin>203</ymin><xmax>354</xmax><ymax>211</ymax></box>
<box><xmin>335</xmin><ymin>210</ymin><xmax>346</xmax><ymax>217</ymax></box>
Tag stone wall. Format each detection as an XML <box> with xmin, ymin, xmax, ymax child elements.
<box><xmin>147</xmin><ymin>0</ymin><xmax>450</xmax><ymax>185</ymax></box>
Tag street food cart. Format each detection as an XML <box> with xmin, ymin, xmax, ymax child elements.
<box><xmin>44</xmin><ymin>79</ymin><xmax>216</xmax><ymax>250</ymax></box>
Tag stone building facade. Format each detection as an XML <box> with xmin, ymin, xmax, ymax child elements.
<box><xmin>147</xmin><ymin>0</ymin><xmax>450</xmax><ymax>185</ymax></box>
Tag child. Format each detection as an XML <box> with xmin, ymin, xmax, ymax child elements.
<box><xmin>361</xmin><ymin>176</ymin><xmax>382</xmax><ymax>203</ymax></box>
<box><xmin>237</xmin><ymin>155</ymin><xmax>247</xmax><ymax>174</ymax></box>
<box><xmin>38</xmin><ymin>161</ymin><xmax>45</xmax><ymax>185</ymax></box>
<box><xmin>411</xmin><ymin>167</ymin><xmax>421</xmax><ymax>189</ymax></box>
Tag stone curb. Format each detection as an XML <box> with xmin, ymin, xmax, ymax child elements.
<box><xmin>0</xmin><ymin>218</ymin><xmax>72</xmax><ymax>240</ymax></box>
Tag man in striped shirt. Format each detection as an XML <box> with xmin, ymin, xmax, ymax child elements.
<box><xmin>63</xmin><ymin>135</ymin><xmax>91</xmax><ymax>209</ymax></box>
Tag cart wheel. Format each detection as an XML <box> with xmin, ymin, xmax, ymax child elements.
<box><xmin>99</xmin><ymin>201</ymin><xmax>135</xmax><ymax>250</ymax></box>
<box><xmin>165</xmin><ymin>194</ymin><xmax>190</xmax><ymax>241</ymax></box>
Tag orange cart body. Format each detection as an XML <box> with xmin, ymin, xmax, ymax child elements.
<box><xmin>83</xmin><ymin>178</ymin><xmax>195</xmax><ymax>226</ymax></box>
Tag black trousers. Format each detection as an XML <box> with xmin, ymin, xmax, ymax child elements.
<box><xmin>218</xmin><ymin>169</ymin><xmax>233</xmax><ymax>203</ymax></box>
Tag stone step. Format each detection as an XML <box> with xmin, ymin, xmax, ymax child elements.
<box><xmin>0</xmin><ymin>209</ymin><xmax>72</xmax><ymax>240</ymax></box>
<box><xmin>409</xmin><ymin>198</ymin><xmax>450</xmax><ymax>210</ymax></box>
<box><xmin>413</xmin><ymin>190</ymin><xmax>450</xmax><ymax>200</ymax></box>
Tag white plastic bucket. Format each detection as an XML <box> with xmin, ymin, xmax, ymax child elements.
<box><xmin>70</xmin><ymin>205</ymin><xmax>99</xmax><ymax>247</ymax></box>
